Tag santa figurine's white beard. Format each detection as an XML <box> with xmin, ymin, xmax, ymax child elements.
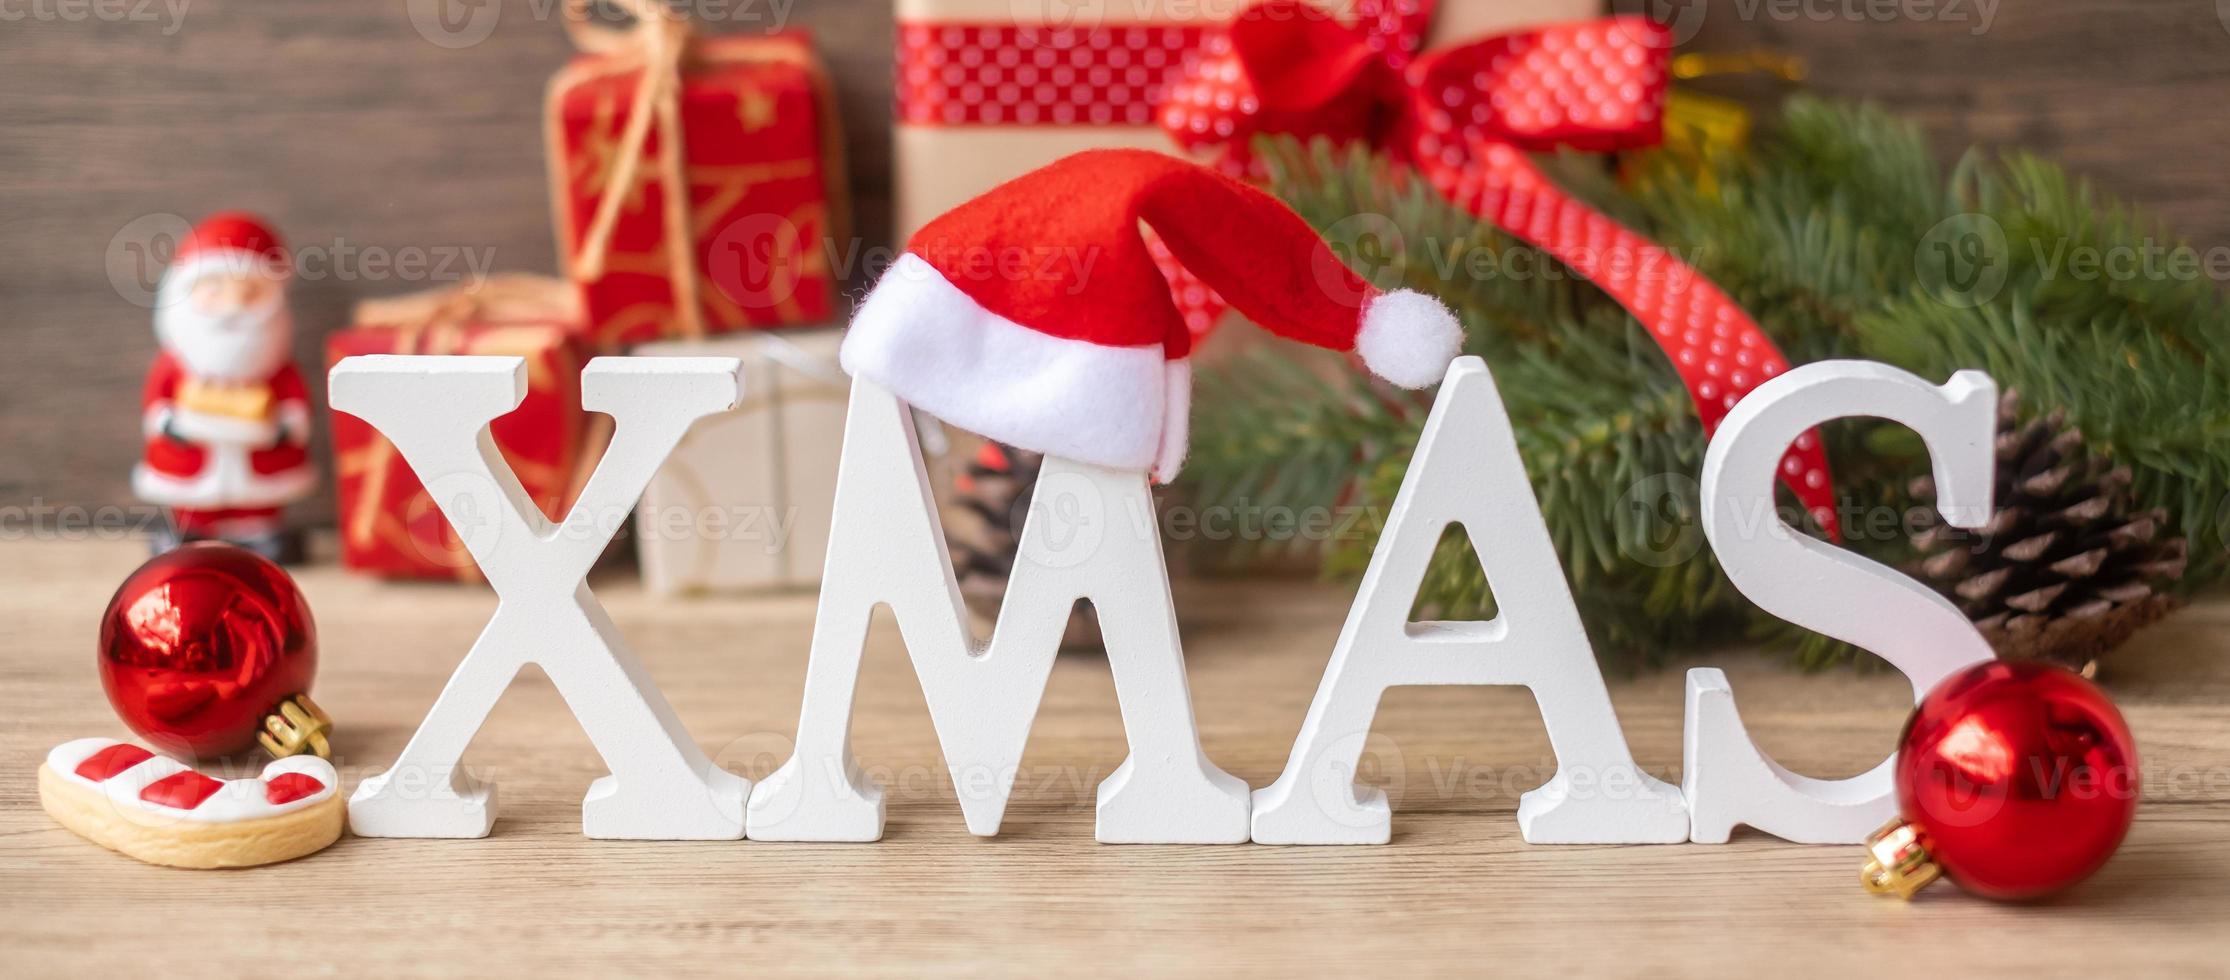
<box><xmin>155</xmin><ymin>294</ymin><xmax>294</xmax><ymax>383</ymax></box>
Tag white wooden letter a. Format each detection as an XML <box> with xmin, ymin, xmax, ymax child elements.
<box><xmin>1684</xmin><ymin>360</ymin><xmax>1998</xmax><ymax>844</ymax></box>
<box><xmin>1252</xmin><ymin>356</ymin><xmax>1688</xmax><ymax>845</ymax></box>
<box><xmin>747</xmin><ymin>378</ymin><xmax>1250</xmax><ymax>844</ymax></box>
<box><xmin>331</xmin><ymin>355</ymin><xmax>749</xmax><ymax>840</ymax></box>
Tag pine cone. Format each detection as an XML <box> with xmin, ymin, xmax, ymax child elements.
<box><xmin>1909</xmin><ymin>392</ymin><xmax>2187</xmax><ymax>673</ymax></box>
<box><xmin>946</xmin><ymin>442</ymin><xmax>1102</xmax><ymax>651</ymax></box>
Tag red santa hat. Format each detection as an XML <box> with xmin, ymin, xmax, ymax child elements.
<box><xmin>841</xmin><ymin>149</ymin><xmax>1462</xmax><ymax>482</ymax></box>
<box><xmin>160</xmin><ymin>212</ymin><xmax>290</xmax><ymax>303</ymax></box>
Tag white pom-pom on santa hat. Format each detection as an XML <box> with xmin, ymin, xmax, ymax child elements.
<box><xmin>842</xmin><ymin>149</ymin><xmax>1467</xmax><ymax>482</ymax></box>
<box><xmin>1357</xmin><ymin>289</ymin><xmax>1464</xmax><ymax>390</ymax></box>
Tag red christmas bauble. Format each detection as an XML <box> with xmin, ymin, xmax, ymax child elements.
<box><xmin>1874</xmin><ymin>660</ymin><xmax>2139</xmax><ymax>901</ymax></box>
<box><xmin>98</xmin><ymin>542</ymin><xmax>322</xmax><ymax>758</ymax></box>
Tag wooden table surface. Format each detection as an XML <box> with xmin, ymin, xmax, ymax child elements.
<box><xmin>3</xmin><ymin>538</ymin><xmax>2226</xmax><ymax>976</ymax></box>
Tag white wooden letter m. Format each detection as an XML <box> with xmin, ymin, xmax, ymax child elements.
<box><xmin>330</xmin><ymin>355</ymin><xmax>747</xmax><ymax>840</ymax></box>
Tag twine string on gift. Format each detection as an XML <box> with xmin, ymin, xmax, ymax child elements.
<box><xmin>342</xmin><ymin>279</ymin><xmax>599</xmax><ymax>578</ymax></box>
<box><xmin>1158</xmin><ymin>0</ymin><xmax>1842</xmax><ymax>538</ymax></box>
<box><xmin>340</xmin><ymin>295</ymin><xmax>471</xmax><ymax>557</ymax></box>
<box><xmin>655</xmin><ymin>333</ymin><xmax>855</xmax><ymax>589</ymax></box>
<box><xmin>753</xmin><ymin>330</ymin><xmax>847</xmax><ymax>387</ymax></box>
<box><xmin>562</xmin><ymin>0</ymin><xmax>707</xmax><ymax>338</ymax></box>
<box><xmin>744</xmin><ymin>329</ymin><xmax>945</xmax><ymax>455</ymax></box>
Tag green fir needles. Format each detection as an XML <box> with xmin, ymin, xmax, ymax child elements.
<box><xmin>1179</xmin><ymin>96</ymin><xmax>2229</xmax><ymax>668</ymax></box>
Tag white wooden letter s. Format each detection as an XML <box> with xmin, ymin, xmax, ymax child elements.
<box><xmin>1684</xmin><ymin>360</ymin><xmax>1998</xmax><ymax>843</ymax></box>
<box><xmin>331</xmin><ymin>355</ymin><xmax>750</xmax><ymax>840</ymax></box>
<box><xmin>746</xmin><ymin>377</ymin><xmax>1249</xmax><ymax>844</ymax></box>
<box><xmin>1252</xmin><ymin>356</ymin><xmax>1689</xmax><ymax>845</ymax></box>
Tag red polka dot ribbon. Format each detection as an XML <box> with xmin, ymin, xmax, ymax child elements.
<box><xmin>1160</xmin><ymin>1</ymin><xmax>1840</xmax><ymax>536</ymax></box>
<box><xmin>896</xmin><ymin>23</ymin><xmax>1213</xmax><ymax>128</ymax></box>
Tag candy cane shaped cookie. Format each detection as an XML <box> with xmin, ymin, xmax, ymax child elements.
<box><xmin>39</xmin><ymin>738</ymin><xmax>344</xmax><ymax>868</ymax></box>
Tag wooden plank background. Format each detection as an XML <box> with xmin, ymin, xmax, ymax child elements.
<box><xmin>4</xmin><ymin>0</ymin><xmax>2229</xmax><ymax>517</ymax></box>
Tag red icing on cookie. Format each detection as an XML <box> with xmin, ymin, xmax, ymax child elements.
<box><xmin>74</xmin><ymin>743</ymin><xmax>155</xmax><ymax>781</ymax></box>
<box><xmin>263</xmin><ymin>772</ymin><xmax>326</xmax><ymax>805</ymax></box>
<box><xmin>140</xmin><ymin>770</ymin><xmax>225</xmax><ymax>810</ymax></box>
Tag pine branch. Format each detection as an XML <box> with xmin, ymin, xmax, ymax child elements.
<box><xmin>1180</xmin><ymin>97</ymin><xmax>2230</xmax><ymax>670</ymax></box>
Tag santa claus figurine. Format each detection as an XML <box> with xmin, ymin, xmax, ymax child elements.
<box><xmin>134</xmin><ymin>213</ymin><xmax>317</xmax><ymax>560</ymax></box>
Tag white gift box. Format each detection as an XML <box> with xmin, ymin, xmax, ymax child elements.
<box><xmin>633</xmin><ymin>329</ymin><xmax>849</xmax><ymax>594</ymax></box>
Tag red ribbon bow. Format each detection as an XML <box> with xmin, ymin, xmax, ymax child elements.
<box><xmin>1160</xmin><ymin>0</ymin><xmax>1840</xmax><ymax>538</ymax></box>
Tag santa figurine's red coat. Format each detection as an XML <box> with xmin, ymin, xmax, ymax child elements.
<box><xmin>132</xmin><ymin>214</ymin><xmax>317</xmax><ymax>522</ymax></box>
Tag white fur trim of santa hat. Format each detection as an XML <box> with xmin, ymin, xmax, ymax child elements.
<box><xmin>841</xmin><ymin>253</ymin><xmax>1173</xmax><ymax>474</ymax></box>
<box><xmin>1356</xmin><ymin>289</ymin><xmax>1464</xmax><ymax>390</ymax></box>
<box><xmin>1152</xmin><ymin>358</ymin><xmax>1191</xmax><ymax>485</ymax></box>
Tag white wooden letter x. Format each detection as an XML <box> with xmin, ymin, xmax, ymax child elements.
<box><xmin>330</xmin><ymin>355</ymin><xmax>749</xmax><ymax>840</ymax></box>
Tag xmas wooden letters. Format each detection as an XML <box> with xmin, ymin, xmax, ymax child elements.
<box><xmin>330</xmin><ymin>354</ymin><xmax>1998</xmax><ymax>846</ymax></box>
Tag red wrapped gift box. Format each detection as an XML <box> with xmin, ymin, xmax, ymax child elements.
<box><xmin>326</xmin><ymin>277</ymin><xmax>600</xmax><ymax>580</ymax></box>
<box><xmin>547</xmin><ymin>13</ymin><xmax>846</xmax><ymax>348</ymax></box>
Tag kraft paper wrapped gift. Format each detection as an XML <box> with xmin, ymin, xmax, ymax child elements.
<box><xmin>632</xmin><ymin>329</ymin><xmax>849</xmax><ymax>594</ymax></box>
<box><xmin>891</xmin><ymin>0</ymin><xmax>1602</xmax><ymax>236</ymax></box>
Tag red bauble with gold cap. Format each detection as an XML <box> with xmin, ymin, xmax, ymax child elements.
<box><xmin>98</xmin><ymin>542</ymin><xmax>331</xmax><ymax>759</ymax></box>
<box><xmin>1864</xmin><ymin>659</ymin><xmax>2138</xmax><ymax>901</ymax></box>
